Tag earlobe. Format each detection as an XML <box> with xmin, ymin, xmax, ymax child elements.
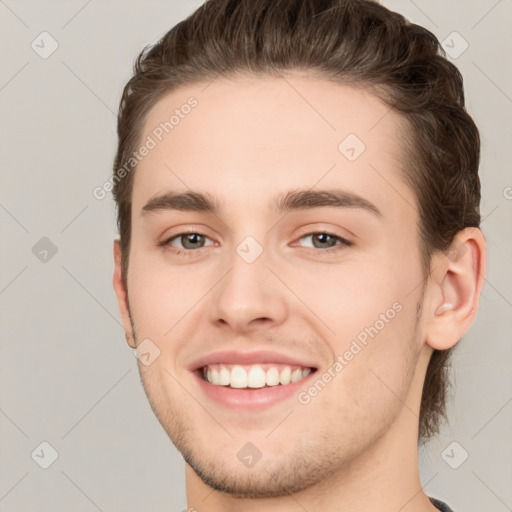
<box><xmin>112</xmin><ymin>239</ymin><xmax>136</xmax><ymax>349</ymax></box>
<box><xmin>425</xmin><ymin>227</ymin><xmax>486</xmax><ymax>351</ymax></box>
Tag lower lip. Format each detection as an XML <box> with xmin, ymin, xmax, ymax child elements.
<box><xmin>193</xmin><ymin>369</ymin><xmax>316</xmax><ymax>409</ymax></box>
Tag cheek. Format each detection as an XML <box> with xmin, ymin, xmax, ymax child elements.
<box><xmin>295</xmin><ymin>250</ymin><xmax>422</xmax><ymax>399</ymax></box>
<box><xmin>292</xmin><ymin>253</ymin><xmax>412</xmax><ymax>340</ymax></box>
<box><xmin>127</xmin><ymin>252</ymin><xmax>207</xmax><ymax>339</ymax></box>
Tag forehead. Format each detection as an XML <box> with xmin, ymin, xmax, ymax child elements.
<box><xmin>132</xmin><ymin>73</ymin><xmax>416</xmax><ymax>224</ymax></box>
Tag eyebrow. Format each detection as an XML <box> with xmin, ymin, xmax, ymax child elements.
<box><xmin>141</xmin><ymin>188</ymin><xmax>382</xmax><ymax>218</ymax></box>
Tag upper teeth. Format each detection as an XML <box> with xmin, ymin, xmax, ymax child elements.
<box><xmin>203</xmin><ymin>364</ymin><xmax>312</xmax><ymax>388</ymax></box>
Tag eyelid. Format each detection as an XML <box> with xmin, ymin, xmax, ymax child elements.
<box><xmin>159</xmin><ymin>224</ymin><xmax>215</xmax><ymax>243</ymax></box>
<box><xmin>292</xmin><ymin>224</ymin><xmax>353</xmax><ymax>242</ymax></box>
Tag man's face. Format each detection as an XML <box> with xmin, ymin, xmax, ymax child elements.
<box><xmin>117</xmin><ymin>74</ymin><xmax>432</xmax><ymax>496</ymax></box>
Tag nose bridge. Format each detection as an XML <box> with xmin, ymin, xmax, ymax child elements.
<box><xmin>209</xmin><ymin>232</ymin><xmax>287</xmax><ymax>332</ymax></box>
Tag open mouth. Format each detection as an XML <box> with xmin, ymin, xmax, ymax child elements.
<box><xmin>198</xmin><ymin>363</ymin><xmax>317</xmax><ymax>389</ymax></box>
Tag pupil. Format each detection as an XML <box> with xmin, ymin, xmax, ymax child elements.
<box><xmin>184</xmin><ymin>233</ymin><xmax>202</xmax><ymax>248</ymax></box>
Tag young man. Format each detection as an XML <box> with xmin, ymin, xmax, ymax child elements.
<box><xmin>112</xmin><ymin>1</ymin><xmax>486</xmax><ymax>510</ymax></box>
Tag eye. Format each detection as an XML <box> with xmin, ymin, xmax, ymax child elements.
<box><xmin>294</xmin><ymin>232</ymin><xmax>352</xmax><ymax>253</ymax></box>
<box><xmin>161</xmin><ymin>232</ymin><xmax>215</xmax><ymax>256</ymax></box>
<box><xmin>160</xmin><ymin>230</ymin><xmax>352</xmax><ymax>257</ymax></box>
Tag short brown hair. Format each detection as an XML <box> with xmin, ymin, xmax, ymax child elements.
<box><xmin>112</xmin><ymin>0</ymin><xmax>481</xmax><ymax>442</ymax></box>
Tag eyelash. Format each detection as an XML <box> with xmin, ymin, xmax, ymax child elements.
<box><xmin>160</xmin><ymin>231</ymin><xmax>353</xmax><ymax>257</ymax></box>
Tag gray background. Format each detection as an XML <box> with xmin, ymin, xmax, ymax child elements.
<box><xmin>1</xmin><ymin>0</ymin><xmax>511</xmax><ymax>510</ymax></box>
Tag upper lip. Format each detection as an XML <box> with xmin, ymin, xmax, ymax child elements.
<box><xmin>189</xmin><ymin>350</ymin><xmax>319</xmax><ymax>371</ymax></box>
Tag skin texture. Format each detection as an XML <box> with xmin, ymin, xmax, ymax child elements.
<box><xmin>113</xmin><ymin>73</ymin><xmax>486</xmax><ymax>512</ymax></box>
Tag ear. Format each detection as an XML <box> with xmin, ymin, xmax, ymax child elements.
<box><xmin>425</xmin><ymin>227</ymin><xmax>486</xmax><ymax>350</ymax></box>
<box><xmin>113</xmin><ymin>239</ymin><xmax>136</xmax><ymax>348</ymax></box>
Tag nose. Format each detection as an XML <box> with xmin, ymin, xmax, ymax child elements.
<box><xmin>208</xmin><ymin>239</ymin><xmax>288</xmax><ymax>334</ymax></box>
